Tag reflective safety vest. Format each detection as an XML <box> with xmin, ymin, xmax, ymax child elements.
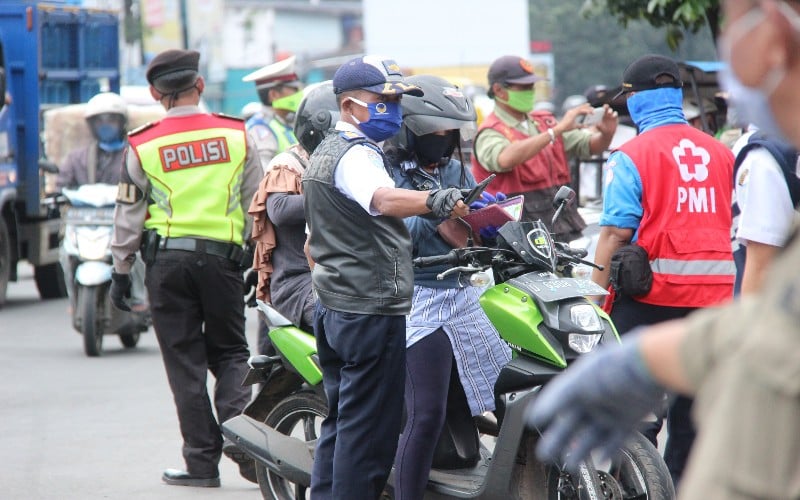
<box><xmin>128</xmin><ymin>113</ymin><xmax>248</xmax><ymax>245</ymax></box>
<box><xmin>245</xmin><ymin>112</ymin><xmax>297</xmax><ymax>154</ymax></box>
<box><xmin>471</xmin><ymin>110</ymin><xmax>570</xmax><ymax>194</ymax></box>
<box><xmin>619</xmin><ymin>124</ymin><xmax>735</xmax><ymax>307</ymax></box>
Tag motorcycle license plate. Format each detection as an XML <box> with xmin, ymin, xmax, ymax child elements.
<box><xmin>509</xmin><ymin>272</ymin><xmax>608</xmax><ymax>303</ymax></box>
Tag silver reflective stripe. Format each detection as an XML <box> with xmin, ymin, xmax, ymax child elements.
<box><xmin>650</xmin><ymin>258</ymin><xmax>736</xmax><ymax>276</ymax></box>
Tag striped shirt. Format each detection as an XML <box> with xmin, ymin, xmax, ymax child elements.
<box><xmin>406</xmin><ymin>284</ymin><xmax>512</xmax><ymax>415</ymax></box>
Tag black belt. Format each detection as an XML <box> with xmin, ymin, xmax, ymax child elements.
<box><xmin>158</xmin><ymin>237</ymin><xmax>243</xmax><ymax>263</ymax></box>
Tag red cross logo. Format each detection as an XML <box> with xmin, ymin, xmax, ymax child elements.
<box><xmin>672</xmin><ymin>138</ymin><xmax>710</xmax><ymax>182</ymax></box>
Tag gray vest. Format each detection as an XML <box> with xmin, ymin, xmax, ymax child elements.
<box><xmin>302</xmin><ymin>132</ymin><xmax>413</xmax><ymax>315</ymax></box>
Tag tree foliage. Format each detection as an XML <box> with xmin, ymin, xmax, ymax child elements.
<box><xmin>582</xmin><ymin>0</ymin><xmax>722</xmax><ymax>49</ymax></box>
<box><xmin>529</xmin><ymin>0</ymin><xmax>717</xmax><ymax>109</ymax></box>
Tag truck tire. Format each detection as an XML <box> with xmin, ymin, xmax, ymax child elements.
<box><xmin>0</xmin><ymin>217</ymin><xmax>10</xmax><ymax>307</ymax></box>
<box><xmin>34</xmin><ymin>262</ymin><xmax>67</xmax><ymax>299</ymax></box>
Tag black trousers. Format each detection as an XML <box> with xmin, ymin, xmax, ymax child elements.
<box><xmin>611</xmin><ymin>294</ymin><xmax>697</xmax><ymax>487</ymax></box>
<box><xmin>310</xmin><ymin>303</ymin><xmax>406</xmax><ymax>500</ymax></box>
<box><xmin>146</xmin><ymin>250</ymin><xmax>251</xmax><ymax>477</ymax></box>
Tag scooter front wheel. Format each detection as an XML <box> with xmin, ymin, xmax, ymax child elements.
<box><xmin>78</xmin><ymin>285</ymin><xmax>105</xmax><ymax>357</ymax></box>
<box><xmin>513</xmin><ymin>433</ymin><xmax>607</xmax><ymax>499</ymax></box>
<box><xmin>258</xmin><ymin>390</ymin><xmax>327</xmax><ymax>500</ymax></box>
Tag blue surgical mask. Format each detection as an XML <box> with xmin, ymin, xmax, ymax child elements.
<box><xmin>718</xmin><ymin>4</ymin><xmax>800</xmax><ymax>142</ymax></box>
<box><xmin>348</xmin><ymin>97</ymin><xmax>402</xmax><ymax>142</ymax></box>
<box><xmin>94</xmin><ymin>123</ymin><xmax>122</xmax><ymax>143</ymax></box>
<box><xmin>93</xmin><ymin>123</ymin><xmax>126</xmax><ymax>152</ymax></box>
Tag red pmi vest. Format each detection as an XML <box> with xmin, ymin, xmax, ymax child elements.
<box><xmin>471</xmin><ymin>111</ymin><xmax>570</xmax><ymax>195</ymax></box>
<box><xmin>618</xmin><ymin>124</ymin><xmax>735</xmax><ymax>307</ymax></box>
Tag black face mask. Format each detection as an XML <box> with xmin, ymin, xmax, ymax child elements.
<box><xmin>414</xmin><ymin>131</ymin><xmax>457</xmax><ymax>167</ymax></box>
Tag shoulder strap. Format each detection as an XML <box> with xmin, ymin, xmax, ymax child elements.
<box><xmin>332</xmin><ymin>135</ymin><xmax>391</xmax><ymax>176</ymax></box>
<box><xmin>734</xmin><ymin>132</ymin><xmax>800</xmax><ymax>207</ymax></box>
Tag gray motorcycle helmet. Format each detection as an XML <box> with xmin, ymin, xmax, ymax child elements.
<box><xmin>294</xmin><ymin>80</ymin><xmax>340</xmax><ymax>154</ymax></box>
<box><xmin>398</xmin><ymin>74</ymin><xmax>478</xmax><ymax>153</ymax></box>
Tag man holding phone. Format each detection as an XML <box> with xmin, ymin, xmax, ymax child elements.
<box><xmin>471</xmin><ymin>55</ymin><xmax>618</xmax><ymax>241</ymax></box>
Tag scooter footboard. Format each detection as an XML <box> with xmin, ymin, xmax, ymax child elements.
<box><xmin>221</xmin><ymin>414</ymin><xmax>313</xmax><ymax>487</ymax></box>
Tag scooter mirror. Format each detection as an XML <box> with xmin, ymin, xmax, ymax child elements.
<box><xmin>552</xmin><ymin>185</ymin><xmax>576</xmax><ymax>209</ymax></box>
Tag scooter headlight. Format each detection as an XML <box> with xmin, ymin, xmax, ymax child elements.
<box><xmin>567</xmin><ymin>304</ymin><xmax>603</xmax><ymax>353</ymax></box>
<box><xmin>569</xmin><ymin>303</ymin><xmax>602</xmax><ymax>331</ymax></box>
<box><xmin>75</xmin><ymin>227</ymin><xmax>111</xmax><ymax>261</ymax></box>
<box><xmin>568</xmin><ymin>333</ymin><xmax>603</xmax><ymax>353</ymax></box>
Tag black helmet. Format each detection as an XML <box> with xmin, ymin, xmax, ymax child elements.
<box><xmin>390</xmin><ymin>75</ymin><xmax>477</xmax><ymax>167</ymax></box>
<box><xmin>294</xmin><ymin>80</ymin><xmax>339</xmax><ymax>154</ymax></box>
<box><xmin>400</xmin><ymin>74</ymin><xmax>477</xmax><ymax>141</ymax></box>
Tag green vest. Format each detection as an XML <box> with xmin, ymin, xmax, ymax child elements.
<box><xmin>129</xmin><ymin>114</ymin><xmax>248</xmax><ymax>244</ymax></box>
<box><xmin>268</xmin><ymin>117</ymin><xmax>297</xmax><ymax>154</ymax></box>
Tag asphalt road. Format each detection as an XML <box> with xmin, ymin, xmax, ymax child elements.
<box><xmin>1</xmin><ymin>265</ymin><xmax>263</xmax><ymax>499</ymax></box>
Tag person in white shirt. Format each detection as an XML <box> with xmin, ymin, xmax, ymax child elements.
<box><xmin>731</xmin><ymin>125</ymin><xmax>800</xmax><ymax>295</ymax></box>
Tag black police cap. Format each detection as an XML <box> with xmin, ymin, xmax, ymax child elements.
<box><xmin>146</xmin><ymin>49</ymin><xmax>200</xmax><ymax>91</ymax></box>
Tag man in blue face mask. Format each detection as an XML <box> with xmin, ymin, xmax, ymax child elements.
<box><xmin>56</xmin><ymin>91</ymin><xmax>144</xmax><ymax>314</ymax></box>
<box><xmin>526</xmin><ymin>2</ymin><xmax>800</xmax><ymax>498</ymax></box>
<box><xmin>56</xmin><ymin>91</ymin><xmax>129</xmax><ymax>189</ymax></box>
<box><xmin>302</xmin><ymin>55</ymin><xmax>471</xmax><ymax>500</ymax></box>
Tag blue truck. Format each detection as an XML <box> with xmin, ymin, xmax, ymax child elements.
<box><xmin>0</xmin><ymin>1</ymin><xmax>120</xmax><ymax>306</ymax></box>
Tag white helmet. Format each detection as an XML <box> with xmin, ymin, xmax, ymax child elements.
<box><xmin>84</xmin><ymin>92</ymin><xmax>128</xmax><ymax>120</ymax></box>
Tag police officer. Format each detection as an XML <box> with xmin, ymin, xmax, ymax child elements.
<box><xmin>109</xmin><ymin>49</ymin><xmax>262</xmax><ymax>487</ymax></box>
<box><xmin>242</xmin><ymin>55</ymin><xmax>303</xmax><ymax>171</ymax></box>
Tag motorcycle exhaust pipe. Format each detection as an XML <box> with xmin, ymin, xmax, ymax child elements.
<box><xmin>221</xmin><ymin>414</ymin><xmax>313</xmax><ymax>486</ymax></box>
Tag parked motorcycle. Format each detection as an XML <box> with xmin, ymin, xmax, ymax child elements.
<box><xmin>59</xmin><ymin>183</ymin><xmax>150</xmax><ymax>357</ymax></box>
<box><xmin>222</xmin><ymin>187</ymin><xmax>674</xmax><ymax>499</ymax></box>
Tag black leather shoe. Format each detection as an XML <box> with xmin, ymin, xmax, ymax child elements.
<box><xmin>223</xmin><ymin>441</ymin><xmax>258</xmax><ymax>484</ymax></box>
<box><xmin>161</xmin><ymin>468</ymin><xmax>220</xmax><ymax>487</ymax></box>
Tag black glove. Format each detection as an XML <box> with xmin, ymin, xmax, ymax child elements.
<box><xmin>426</xmin><ymin>187</ymin><xmax>464</xmax><ymax>218</ymax></box>
<box><xmin>242</xmin><ymin>269</ymin><xmax>259</xmax><ymax>308</ymax></box>
<box><xmin>110</xmin><ymin>272</ymin><xmax>132</xmax><ymax>312</ymax></box>
<box><xmin>525</xmin><ymin>329</ymin><xmax>667</xmax><ymax>471</ymax></box>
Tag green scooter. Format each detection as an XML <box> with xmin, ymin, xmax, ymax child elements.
<box><xmin>222</xmin><ymin>187</ymin><xmax>674</xmax><ymax>499</ymax></box>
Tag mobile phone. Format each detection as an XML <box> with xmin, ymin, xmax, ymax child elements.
<box><xmin>463</xmin><ymin>174</ymin><xmax>496</xmax><ymax>206</ymax></box>
<box><xmin>577</xmin><ymin>106</ymin><xmax>606</xmax><ymax>127</ymax></box>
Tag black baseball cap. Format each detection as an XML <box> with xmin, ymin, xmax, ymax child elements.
<box><xmin>614</xmin><ymin>54</ymin><xmax>682</xmax><ymax>99</ymax></box>
<box><xmin>487</xmin><ymin>55</ymin><xmax>544</xmax><ymax>87</ymax></box>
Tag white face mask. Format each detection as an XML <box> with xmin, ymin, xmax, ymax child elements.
<box><xmin>718</xmin><ymin>3</ymin><xmax>800</xmax><ymax>141</ymax></box>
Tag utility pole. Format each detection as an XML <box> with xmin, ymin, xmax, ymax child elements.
<box><xmin>179</xmin><ymin>0</ymin><xmax>189</xmax><ymax>49</ymax></box>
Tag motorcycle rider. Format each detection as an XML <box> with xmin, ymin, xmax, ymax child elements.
<box><xmin>248</xmin><ymin>80</ymin><xmax>339</xmax><ymax>337</ymax></box>
<box><xmin>242</xmin><ymin>55</ymin><xmax>304</xmax><ymax>353</ymax></box>
<box><xmin>385</xmin><ymin>74</ymin><xmax>512</xmax><ymax>500</ymax></box>
<box><xmin>56</xmin><ymin>92</ymin><xmax>128</xmax><ymax>189</ymax></box>
<box><xmin>57</xmin><ymin>92</ymin><xmax>147</xmax><ymax>313</ymax></box>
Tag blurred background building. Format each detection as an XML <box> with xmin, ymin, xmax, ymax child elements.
<box><xmin>66</xmin><ymin>0</ymin><xmax>716</xmax><ymax>117</ymax></box>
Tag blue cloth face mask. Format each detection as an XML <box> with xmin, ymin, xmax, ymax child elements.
<box><xmin>348</xmin><ymin>97</ymin><xmax>402</xmax><ymax>142</ymax></box>
<box><xmin>718</xmin><ymin>4</ymin><xmax>800</xmax><ymax>142</ymax></box>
